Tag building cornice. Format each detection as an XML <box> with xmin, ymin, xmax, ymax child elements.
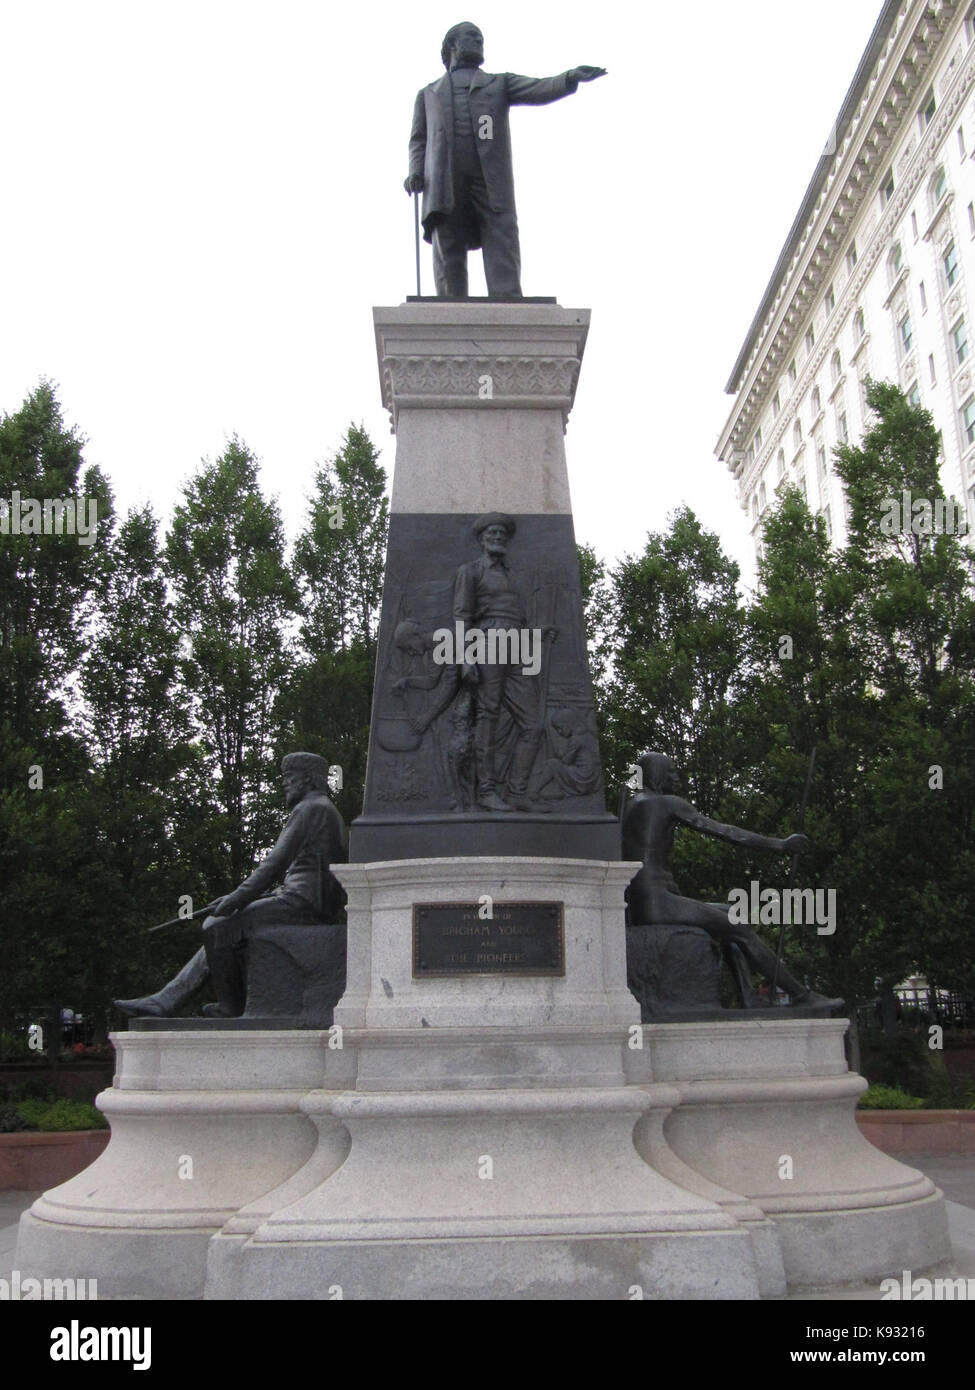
<box><xmin>721</xmin><ymin>2</ymin><xmax>975</xmax><ymax>486</ymax></box>
<box><xmin>717</xmin><ymin>0</ymin><xmax>964</xmax><ymax>469</ymax></box>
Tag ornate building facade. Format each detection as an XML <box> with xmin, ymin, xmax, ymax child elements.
<box><xmin>717</xmin><ymin>0</ymin><xmax>975</xmax><ymax>554</ymax></box>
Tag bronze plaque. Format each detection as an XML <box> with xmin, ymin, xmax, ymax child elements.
<box><xmin>412</xmin><ymin>902</ymin><xmax>565</xmax><ymax>976</ymax></box>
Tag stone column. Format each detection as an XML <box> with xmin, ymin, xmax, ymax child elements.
<box><xmin>350</xmin><ymin>302</ymin><xmax>618</xmax><ymax>862</ymax></box>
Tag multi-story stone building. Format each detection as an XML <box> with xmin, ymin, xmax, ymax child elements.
<box><xmin>717</xmin><ymin>0</ymin><xmax>975</xmax><ymax>555</ymax></box>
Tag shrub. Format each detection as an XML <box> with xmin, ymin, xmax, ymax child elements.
<box><xmin>860</xmin><ymin>1033</ymin><xmax>932</xmax><ymax>1095</ymax></box>
<box><xmin>0</xmin><ymin>1032</ymin><xmax>36</xmax><ymax>1061</ymax></box>
<box><xmin>0</xmin><ymin>1108</ymin><xmax>33</xmax><ymax>1133</ymax></box>
<box><xmin>0</xmin><ymin>1081</ymin><xmax>56</xmax><ymax>1105</ymax></box>
<box><xmin>858</xmin><ymin>1084</ymin><xmax>926</xmax><ymax>1110</ymax></box>
<box><xmin>14</xmin><ymin>1099</ymin><xmax>108</xmax><ymax>1132</ymax></box>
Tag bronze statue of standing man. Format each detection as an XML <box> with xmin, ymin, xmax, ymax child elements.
<box><xmin>405</xmin><ymin>22</ymin><xmax>605</xmax><ymax>297</ymax></box>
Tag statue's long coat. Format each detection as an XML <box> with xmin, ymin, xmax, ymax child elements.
<box><xmin>408</xmin><ymin>69</ymin><xmax>575</xmax><ymax>248</ymax></box>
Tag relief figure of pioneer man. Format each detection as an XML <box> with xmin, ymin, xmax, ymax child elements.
<box><xmin>404</xmin><ymin>22</ymin><xmax>605</xmax><ymax>297</ymax></box>
<box><xmin>115</xmin><ymin>753</ymin><xmax>346</xmax><ymax>1019</ymax></box>
<box><xmin>452</xmin><ymin>513</ymin><xmax>555</xmax><ymax>812</ymax></box>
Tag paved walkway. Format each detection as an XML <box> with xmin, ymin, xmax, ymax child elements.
<box><xmin>2</xmin><ymin>1156</ymin><xmax>973</xmax><ymax>1299</ymax></box>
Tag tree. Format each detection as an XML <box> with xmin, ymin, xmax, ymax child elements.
<box><xmin>282</xmin><ymin>425</ymin><xmax>389</xmax><ymax>825</ymax></box>
<box><xmin>0</xmin><ymin>383</ymin><xmax>113</xmax><ymax>1034</ymax></box>
<box><xmin>77</xmin><ymin>507</ymin><xmax>215</xmax><ymax>1020</ymax></box>
<box><xmin>832</xmin><ymin>381</ymin><xmax>975</xmax><ymax>1001</ymax></box>
<box><xmin>595</xmin><ymin>508</ymin><xmax>750</xmax><ymax>899</ymax></box>
<box><xmin>291</xmin><ymin>425</ymin><xmax>388</xmax><ymax>650</ymax></box>
<box><xmin>739</xmin><ymin>382</ymin><xmax>975</xmax><ymax>1008</ymax></box>
<box><xmin>165</xmin><ymin>438</ymin><xmax>297</xmax><ymax>885</ymax></box>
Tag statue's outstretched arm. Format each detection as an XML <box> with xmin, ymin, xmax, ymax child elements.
<box><xmin>505</xmin><ymin>70</ymin><xmax>601</xmax><ymax>106</ymax></box>
<box><xmin>673</xmin><ymin>798</ymin><xmax>793</xmax><ymax>854</ymax></box>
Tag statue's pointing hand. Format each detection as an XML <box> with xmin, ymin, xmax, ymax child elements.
<box><xmin>569</xmin><ymin>66</ymin><xmax>607</xmax><ymax>82</ymax></box>
<box><xmin>784</xmin><ymin>833</ymin><xmax>810</xmax><ymax>855</ymax></box>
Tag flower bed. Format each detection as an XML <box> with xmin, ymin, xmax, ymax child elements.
<box><xmin>856</xmin><ymin>1110</ymin><xmax>975</xmax><ymax>1155</ymax></box>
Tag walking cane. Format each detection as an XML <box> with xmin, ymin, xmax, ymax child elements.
<box><xmin>413</xmin><ymin>191</ymin><xmax>422</xmax><ymax>296</ymax></box>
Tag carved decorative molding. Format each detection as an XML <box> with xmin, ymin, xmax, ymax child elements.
<box><xmin>380</xmin><ymin>354</ymin><xmax>582</xmax><ymax>430</ymax></box>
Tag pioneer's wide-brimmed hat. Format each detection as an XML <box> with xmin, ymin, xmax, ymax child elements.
<box><xmin>471</xmin><ymin>512</ymin><xmax>516</xmax><ymax>541</ymax></box>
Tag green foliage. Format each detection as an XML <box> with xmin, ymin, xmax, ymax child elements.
<box><xmin>282</xmin><ymin>425</ymin><xmax>389</xmax><ymax>825</ymax></box>
<box><xmin>292</xmin><ymin>424</ymin><xmax>388</xmax><ymax>651</ymax></box>
<box><xmin>0</xmin><ymin>1108</ymin><xmax>32</xmax><ymax>1132</ymax></box>
<box><xmin>165</xmin><ymin>437</ymin><xmax>297</xmax><ymax>885</ymax></box>
<box><xmin>584</xmin><ymin>382</ymin><xmax>975</xmax><ymax>1004</ymax></box>
<box><xmin>0</xmin><ymin>384</ymin><xmax>388</xmax><ymax>1030</ymax></box>
<box><xmin>0</xmin><ymin>1032</ymin><xmax>35</xmax><ymax>1060</ymax></box>
<box><xmin>14</xmin><ymin>1098</ymin><xmax>108</xmax><ymax>1131</ymax></box>
<box><xmin>0</xmin><ymin>384</ymin><xmax>115</xmax><ymax>1027</ymax></box>
<box><xmin>857</xmin><ymin>1084</ymin><xmax>926</xmax><ymax>1110</ymax></box>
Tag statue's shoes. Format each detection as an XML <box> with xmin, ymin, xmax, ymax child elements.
<box><xmin>476</xmin><ymin>792</ymin><xmax>514</xmax><ymax>812</ymax></box>
<box><xmin>201</xmin><ymin>1002</ymin><xmax>236</xmax><ymax>1019</ymax></box>
<box><xmin>113</xmin><ymin>996</ymin><xmax>168</xmax><ymax>1018</ymax></box>
<box><xmin>507</xmin><ymin>795</ymin><xmax>550</xmax><ymax>813</ymax></box>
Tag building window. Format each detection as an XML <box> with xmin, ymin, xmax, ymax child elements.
<box><xmin>837</xmin><ymin>410</ymin><xmax>849</xmax><ymax>444</ymax></box>
<box><xmin>772</xmin><ymin>392</ymin><xmax>780</xmax><ymax>419</ymax></box>
<box><xmin>899</xmin><ymin>312</ymin><xmax>914</xmax><ymax>357</ymax></box>
<box><xmin>788</xmin><ymin>357</ymin><xmax>797</xmax><ymax>383</ymax></box>
<box><xmin>806</xmin><ymin>326</ymin><xmax>816</xmax><ymax>356</ymax></box>
<box><xmin>929</xmin><ymin>353</ymin><xmax>937</xmax><ymax>386</ymax></box>
<box><xmin>932</xmin><ymin>167</ymin><xmax>948</xmax><ymax>208</ymax></box>
<box><xmin>907</xmin><ymin>381</ymin><xmax>921</xmax><ymax>408</ymax></box>
<box><xmin>811</xmin><ymin>385</ymin><xmax>822</xmax><ymax>418</ymax></box>
<box><xmin>824</xmin><ymin>284</ymin><xmax>835</xmax><ymax>317</ymax></box>
<box><xmin>755</xmin><ymin>426</ymin><xmax>763</xmax><ymax>449</ymax></box>
<box><xmin>747</xmin><ymin>443</ymin><xmax>755</xmax><ymax>466</ymax></box>
<box><xmin>920</xmin><ymin>88</ymin><xmax>936</xmax><ymax>131</ymax></box>
<box><xmin>776</xmin><ymin>448</ymin><xmax>786</xmax><ymax>479</ymax></box>
<box><xmin>920</xmin><ymin>281</ymin><xmax>928</xmax><ymax>312</ymax></box>
<box><xmin>759</xmin><ymin>481</ymin><xmax>768</xmax><ymax>510</ymax></box>
<box><xmin>817</xmin><ymin>440</ymin><xmax>827</xmax><ymax>477</ymax></box>
<box><xmin>969</xmin><ymin>3</ymin><xmax>975</xmax><ymax>44</ymax></box>
<box><xmin>954</xmin><ymin>318</ymin><xmax>970</xmax><ymax>365</ymax></box>
<box><xmin>859</xmin><ymin>373</ymin><xmax>870</xmax><ymax>412</ymax></box>
<box><xmin>823</xmin><ymin>504</ymin><xmax>832</xmax><ymax>541</ymax></box>
<box><xmin>911</xmin><ymin>210</ymin><xmax>919</xmax><ymax>241</ymax></box>
<box><xmin>854</xmin><ymin>307</ymin><xmax>866</xmax><ymax>340</ymax></box>
<box><xmin>944</xmin><ymin>241</ymin><xmax>959</xmax><ymax>287</ymax></box>
<box><xmin>793</xmin><ymin>419</ymin><xmax>803</xmax><ymax>448</ymax></box>
<box><xmin>831</xmin><ymin>350</ymin><xmax>842</xmax><ymax>384</ymax></box>
<box><xmin>847</xmin><ymin>242</ymin><xmax>858</xmax><ymax>273</ymax></box>
<box><xmin>960</xmin><ymin>127</ymin><xmax>967</xmax><ymax>159</ymax></box>
<box><xmin>750</xmin><ymin>493</ymin><xmax>759</xmax><ymax>522</ymax></box>
<box><xmin>798</xmin><ymin>471</ymin><xmax>807</xmax><ymax>501</ymax></box>
<box><xmin>962</xmin><ymin>395</ymin><xmax>975</xmax><ymax>446</ymax></box>
<box><xmin>882</xmin><ymin>167</ymin><xmax>895</xmax><ymax>206</ymax></box>
<box><xmin>889</xmin><ymin>243</ymin><xmax>903</xmax><ymax>282</ymax></box>
<box><xmin>969</xmin><ymin>203</ymin><xmax>975</xmax><ymax>236</ymax></box>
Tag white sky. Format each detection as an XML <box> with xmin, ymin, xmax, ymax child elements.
<box><xmin>1</xmin><ymin>0</ymin><xmax>883</xmax><ymax>590</ymax></box>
